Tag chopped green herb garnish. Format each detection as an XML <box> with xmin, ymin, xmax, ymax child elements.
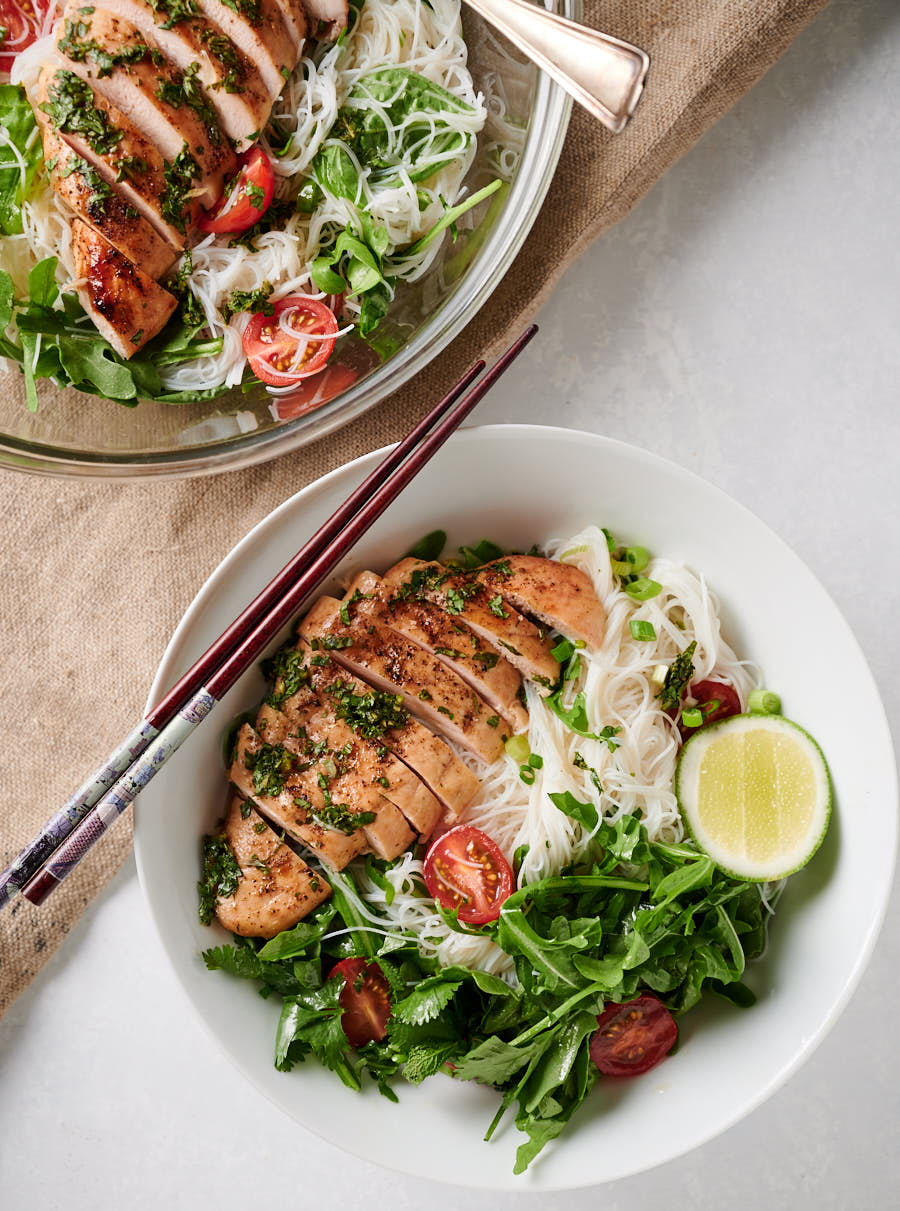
<box><xmin>245</xmin><ymin>743</ymin><xmax>294</xmax><ymax>797</ymax></box>
<box><xmin>197</xmin><ymin>835</ymin><xmax>242</xmax><ymax>924</ymax></box>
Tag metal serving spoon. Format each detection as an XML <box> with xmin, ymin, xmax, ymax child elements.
<box><xmin>463</xmin><ymin>0</ymin><xmax>649</xmax><ymax>133</ymax></box>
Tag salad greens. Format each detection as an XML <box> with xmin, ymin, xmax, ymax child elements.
<box><xmin>203</xmin><ymin>811</ymin><xmax>770</xmax><ymax>1173</ymax></box>
<box><xmin>313</xmin><ymin>68</ymin><xmax>474</xmax><ymax>203</ymax></box>
<box><xmin>0</xmin><ymin>85</ymin><xmax>41</xmax><ymax>236</ymax></box>
<box><xmin>0</xmin><ymin>260</ymin><xmax>226</xmax><ymax>410</ymax></box>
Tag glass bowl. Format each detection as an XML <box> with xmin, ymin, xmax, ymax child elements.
<box><xmin>0</xmin><ymin>5</ymin><xmax>575</xmax><ymax>478</ymax></box>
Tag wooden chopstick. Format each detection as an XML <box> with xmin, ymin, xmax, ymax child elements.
<box><xmin>0</xmin><ymin>357</ymin><xmax>485</xmax><ymax>911</ymax></box>
<box><xmin>15</xmin><ymin>325</ymin><xmax>538</xmax><ymax>907</ymax></box>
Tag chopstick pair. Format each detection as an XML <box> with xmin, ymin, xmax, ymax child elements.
<box><xmin>0</xmin><ymin>325</ymin><xmax>538</xmax><ymax>910</ymax></box>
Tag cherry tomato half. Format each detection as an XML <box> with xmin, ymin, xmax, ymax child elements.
<box><xmin>679</xmin><ymin>679</ymin><xmax>742</xmax><ymax>738</ymax></box>
<box><xmin>329</xmin><ymin>958</ymin><xmax>391</xmax><ymax>1048</ymax></box>
<box><xmin>242</xmin><ymin>295</ymin><xmax>338</xmax><ymax>386</ymax></box>
<box><xmin>197</xmin><ymin>147</ymin><xmax>274</xmax><ymax>235</ymax></box>
<box><xmin>0</xmin><ymin>0</ymin><xmax>49</xmax><ymax>70</ymax></box>
<box><xmin>589</xmin><ymin>995</ymin><xmax>677</xmax><ymax>1078</ymax></box>
<box><xmin>423</xmin><ymin>826</ymin><xmax>513</xmax><ymax>925</ymax></box>
<box><xmin>272</xmin><ymin>363</ymin><xmax>358</xmax><ymax>419</ymax></box>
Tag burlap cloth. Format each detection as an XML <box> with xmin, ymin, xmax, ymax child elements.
<box><xmin>0</xmin><ymin>0</ymin><xmax>829</xmax><ymax>1015</ymax></box>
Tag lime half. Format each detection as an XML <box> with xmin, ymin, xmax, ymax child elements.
<box><xmin>675</xmin><ymin>714</ymin><xmax>832</xmax><ymax>881</ymax></box>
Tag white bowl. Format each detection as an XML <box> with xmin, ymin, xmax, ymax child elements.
<box><xmin>135</xmin><ymin>425</ymin><xmax>898</xmax><ymax>1190</ymax></box>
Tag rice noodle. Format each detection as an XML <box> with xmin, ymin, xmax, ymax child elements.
<box><xmin>357</xmin><ymin>526</ymin><xmax>760</xmax><ymax>978</ymax></box>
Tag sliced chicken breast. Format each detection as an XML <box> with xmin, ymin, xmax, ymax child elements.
<box><xmin>277</xmin><ymin>638</ymin><xmax>479</xmax><ymax>823</ymax></box>
<box><xmin>98</xmin><ymin>0</ymin><xmax>275</xmax><ymax>152</ymax></box>
<box><xmin>37</xmin><ymin>67</ymin><xmax>198</xmax><ymax>247</ymax></box>
<box><xmin>382</xmin><ymin>559</ymin><xmax>560</xmax><ymax>694</ymax></box>
<box><xmin>57</xmin><ymin>7</ymin><xmax>235</xmax><ymax>206</ymax></box>
<box><xmin>299</xmin><ymin>597</ymin><xmax>506</xmax><ymax>764</ymax></box>
<box><xmin>39</xmin><ymin>121</ymin><xmax>176</xmax><ymax>281</ymax></box>
<box><xmin>231</xmin><ymin>725</ymin><xmax>369</xmax><ymax>869</ymax></box>
<box><xmin>254</xmin><ymin>701</ymin><xmax>414</xmax><ymax>860</ymax></box>
<box><xmin>269</xmin><ymin>0</ymin><xmax>308</xmax><ymax>51</ymax></box>
<box><xmin>213</xmin><ymin>796</ymin><xmax>331</xmax><ymax>937</ymax></box>
<box><xmin>192</xmin><ymin>0</ymin><xmax>299</xmax><ymax>98</ymax></box>
<box><xmin>343</xmin><ymin>571</ymin><xmax>528</xmax><ymax>733</ymax></box>
<box><xmin>257</xmin><ymin>684</ymin><xmax>442</xmax><ymax>839</ymax></box>
<box><xmin>477</xmin><ymin>556</ymin><xmax>606</xmax><ymax>650</ymax></box>
<box><xmin>71</xmin><ymin>220</ymin><xmax>177</xmax><ymax>357</ymax></box>
<box><xmin>301</xmin><ymin>0</ymin><xmax>348</xmax><ymax>41</ymax></box>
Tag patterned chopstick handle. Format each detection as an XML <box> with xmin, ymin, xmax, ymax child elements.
<box><xmin>0</xmin><ymin>719</ymin><xmax>160</xmax><ymax>910</ymax></box>
<box><xmin>21</xmin><ymin>689</ymin><xmax>217</xmax><ymax>906</ymax></box>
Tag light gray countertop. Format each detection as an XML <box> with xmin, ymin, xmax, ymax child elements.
<box><xmin>3</xmin><ymin>0</ymin><xmax>898</xmax><ymax>1205</ymax></box>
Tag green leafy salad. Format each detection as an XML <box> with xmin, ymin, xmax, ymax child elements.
<box><xmin>192</xmin><ymin>524</ymin><xmax>827</xmax><ymax>1175</ymax></box>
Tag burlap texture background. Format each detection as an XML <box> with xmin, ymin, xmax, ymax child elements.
<box><xmin>0</xmin><ymin>0</ymin><xmax>829</xmax><ymax>1015</ymax></box>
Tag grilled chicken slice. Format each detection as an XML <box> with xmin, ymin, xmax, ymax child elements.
<box><xmin>382</xmin><ymin>559</ymin><xmax>560</xmax><ymax>694</ymax></box>
<box><xmin>269</xmin><ymin>0</ymin><xmax>308</xmax><ymax>51</ymax></box>
<box><xmin>477</xmin><ymin>556</ymin><xmax>606</xmax><ymax>650</ymax></box>
<box><xmin>100</xmin><ymin>0</ymin><xmax>275</xmax><ymax>153</ymax></box>
<box><xmin>291</xmin><ymin>641</ymin><xmax>478</xmax><ymax>824</ymax></box>
<box><xmin>301</xmin><ymin>0</ymin><xmax>348</xmax><ymax>41</ymax></box>
<box><xmin>71</xmin><ymin>220</ymin><xmax>177</xmax><ymax>357</ymax></box>
<box><xmin>213</xmin><ymin>796</ymin><xmax>331</xmax><ymax>938</ymax></box>
<box><xmin>231</xmin><ymin>724</ymin><xmax>369</xmax><ymax>869</ymax></box>
<box><xmin>192</xmin><ymin>0</ymin><xmax>299</xmax><ymax>98</ymax></box>
<box><xmin>57</xmin><ymin>6</ymin><xmax>235</xmax><ymax>207</ymax></box>
<box><xmin>255</xmin><ymin>700</ymin><xmax>414</xmax><ymax>860</ymax></box>
<box><xmin>38</xmin><ymin>120</ymin><xmax>176</xmax><ymax>281</ymax></box>
<box><xmin>258</xmin><ymin>671</ymin><xmax>443</xmax><ymax>838</ymax></box>
<box><xmin>299</xmin><ymin>597</ymin><xmax>506</xmax><ymax>764</ymax></box>
<box><xmin>343</xmin><ymin>571</ymin><xmax>529</xmax><ymax>733</ymax></box>
<box><xmin>37</xmin><ymin>67</ymin><xmax>198</xmax><ymax>247</ymax></box>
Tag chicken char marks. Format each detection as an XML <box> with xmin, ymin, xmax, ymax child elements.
<box><xmin>31</xmin><ymin>0</ymin><xmax>316</xmax><ymax>357</ymax></box>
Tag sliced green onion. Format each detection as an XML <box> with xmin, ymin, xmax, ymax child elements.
<box><xmin>650</xmin><ymin>663</ymin><xmax>668</xmax><ymax>687</ymax></box>
<box><xmin>748</xmin><ymin>689</ymin><xmax>782</xmax><ymax>715</ymax></box>
<box><xmin>601</xmin><ymin>528</ymin><xmax>616</xmax><ymax>552</ymax></box>
<box><xmin>560</xmin><ymin>544</ymin><xmax>589</xmax><ymax>562</ymax></box>
<box><xmin>625</xmin><ymin>546</ymin><xmax>650</xmax><ymax>573</ymax></box>
<box><xmin>528</xmin><ymin>753</ymin><xmax>543</xmax><ymax>769</ymax></box>
<box><xmin>519</xmin><ymin>764</ymin><xmax>536</xmax><ymax>785</ymax></box>
<box><xmin>610</xmin><ymin>559</ymin><xmax>630</xmax><ymax>577</ymax></box>
<box><xmin>629</xmin><ymin>620</ymin><xmax>657</xmax><ymax>641</ymax></box>
<box><xmin>551</xmin><ymin>638</ymin><xmax>575</xmax><ymax>664</ymax></box>
<box><xmin>625</xmin><ymin>578</ymin><xmax>663</xmax><ymax>602</ymax></box>
<box><xmin>682</xmin><ymin>707</ymin><xmax>704</xmax><ymax>728</ymax></box>
<box><xmin>505</xmin><ymin>734</ymin><xmax>531</xmax><ymax>764</ymax></box>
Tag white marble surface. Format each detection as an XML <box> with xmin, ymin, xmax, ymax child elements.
<box><xmin>3</xmin><ymin>0</ymin><xmax>899</xmax><ymax>1205</ymax></box>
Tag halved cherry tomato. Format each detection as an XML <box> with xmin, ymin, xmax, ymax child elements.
<box><xmin>272</xmin><ymin>363</ymin><xmax>358</xmax><ymax>419</ymax></box>
<box><xmin>423</xmin><ymin>826</ymin><xmax>513</xmax><ymax>925</ymax></box>
<box><xmin>242</xmin><ymin>295</ymin><xmax>338</xmax><ymax>386</ymax></box>
<box><xmin>679</xmin><ymin>679</ymin><xmax>742</xmax><ymax>738</ymax></box>
<box><xmin>0</xmin><ymin>0</ymin><xmax>49</xmax><ymax>70</ymax></box>
<box><xmin>329</xmin><ymin>957</ymin><xmax>391</xmax><ymax>1048</ymax></box>
<box><xmin>197</xmin><ymin>147</ymin><xmax>274</xmax><ymax>234</ymax></box>
<box><xmin>589</xmin><ymin>995</ymin><xmax>677</xmax><ymax>1077</ymax></box>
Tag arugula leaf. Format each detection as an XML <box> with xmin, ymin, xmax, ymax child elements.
<box><xmin>405</xmin><ymin>529</ymin><xmax>447</xmax><ymax>561</ymax></box>
<box><xmin>549</xmin><ymin>789</ymin><xmax>599</xmax><ymax>832</ymax></box>
<box><xmin>401</xmin><ymin>180</ymin><xmax>503</xmax><ymax>258</ymax></box>
<box><xmin>257</xmin><ymin>904</ymin><xmax>336</xmax><ymax>960</ymax></box>
<box><xmin>0</xmin><ymin>85</ymin><xmax>42</xmax><ymax>236</ymax></box>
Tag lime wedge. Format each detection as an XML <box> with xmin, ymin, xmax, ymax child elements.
<box><xmin>675</xmin><ymin>715</ymin><xmax>832</xmax><ymax>881</ymax></box>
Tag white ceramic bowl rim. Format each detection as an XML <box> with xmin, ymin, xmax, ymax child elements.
<box><xmin>135</xmin><ymin>425</ymin><xmax>899</xmax><ymax>1190</ymax></box>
